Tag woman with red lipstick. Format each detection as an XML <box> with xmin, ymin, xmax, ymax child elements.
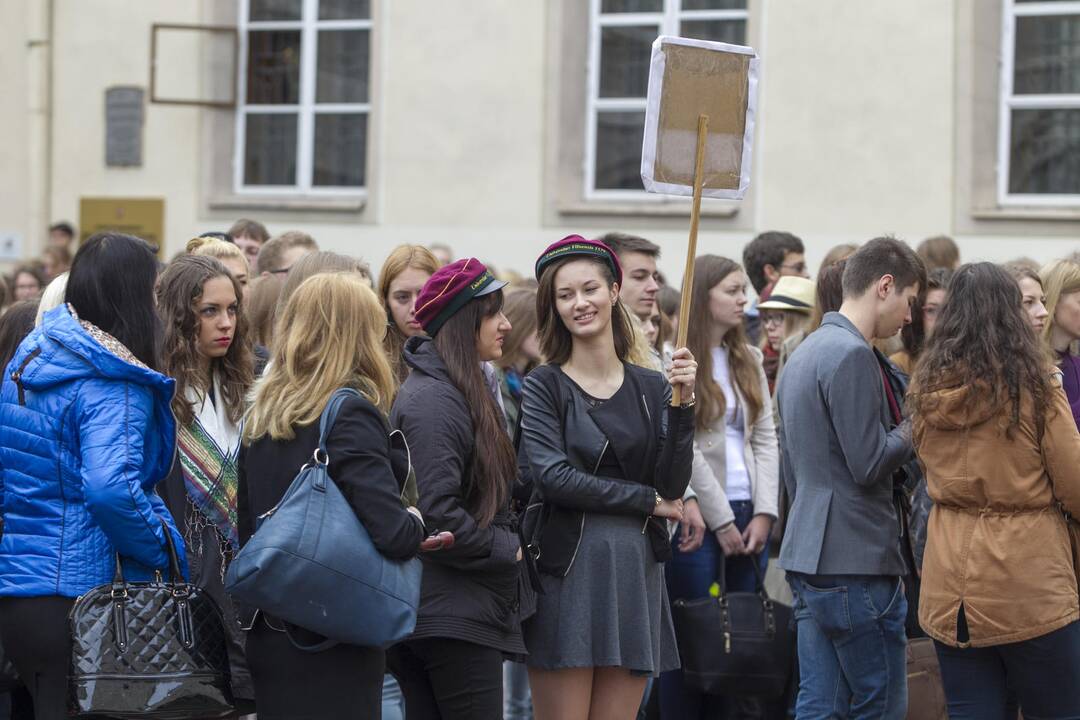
<box><xmin>156</xmin><ymin>254</ymin><xmax>256</xmax><ymax>712</ymax></box>
<box><xmin>379</xmin><ymin>244</ymin><xmax>441</xmax><ymax>383</ymax></box>
<box><xmin>519</xmin><ymin>236</ymin><xmax>697</xmax><ymax>720</ymax></box>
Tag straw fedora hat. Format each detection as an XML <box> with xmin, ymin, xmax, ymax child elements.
<box><xmin>757</xmin><ymin>276</ymin><xmax>815</xmax><ymax>314</ymax></box>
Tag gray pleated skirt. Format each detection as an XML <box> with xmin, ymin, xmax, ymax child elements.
<box><xmin>523</xmin><ymin>511</ymin><xmax>680</xmax><ymax>677</ymax></box>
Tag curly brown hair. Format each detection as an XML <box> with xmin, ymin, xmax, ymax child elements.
<box><xmin>909</xmin><ymin>262</ymin><xmax>1055</xmax><ymax>440</ymax></box>
<box><xmin>156</xmin><ymin>255</ymin><xmax>253</xmax><ymax>426</ymax></box>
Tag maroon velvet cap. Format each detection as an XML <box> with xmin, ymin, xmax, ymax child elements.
<box><xmin>413</xmin><ymin>258</ymin><xmax>507</xmax><ymax>336</ymax></box>
<box><xmin>534</xmin><ymin>235</ymin><xmax>623</xmax><ymax>285</ymax></box>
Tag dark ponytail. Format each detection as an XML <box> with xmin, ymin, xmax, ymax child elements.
<box><xmin>433</xmin><ymin>291</ymin><xmax>515</xmax><ymax>527</ymax></box>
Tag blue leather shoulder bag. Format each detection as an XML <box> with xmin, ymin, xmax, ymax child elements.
<box><xmin>225</xmin><ymin>388</ymin><xmax>422</xmax><ymax>650</ymax></box>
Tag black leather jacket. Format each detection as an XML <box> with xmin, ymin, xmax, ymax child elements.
<box><xmin>519</xmin><ymin>363</ymin><xmax>694</xmax><ymax>577</ymax></box>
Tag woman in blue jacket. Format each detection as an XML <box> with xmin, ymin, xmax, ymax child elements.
<box><xmin>0</xmin><ymin>233</ymin><xmax>186</xmax><ymax>720</ymax></box>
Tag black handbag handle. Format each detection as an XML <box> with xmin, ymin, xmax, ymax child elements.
<box><xmin>111</xmin><ymin>518</ymin><xmax>186</xmax><ymax>591</ymax></box>
<box><xmin>715</xmin><ymin>547</ymin><xmax>770</xmax><ymax>602</ymax></box>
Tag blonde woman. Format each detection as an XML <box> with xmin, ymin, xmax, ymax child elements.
<box><xmin>238</xmin><ymin>273</ymin><xmax>425</xmax><ymax>719</ymax></box>
<box><xmin>188</xmin><ymin>236</ymin><xmax>250</xmax><ymax>297</ymax></box>
<box><xmin>378</xmin><ymin>245</ymin><xmax>441</xmax><ymax>382</ymax></box>
<box><xmin>1040</xmin><ymin>259</ymin><xmax>1080</xmax><ymax>429</ymax></box>
<box><xmin>757</xmin><ymin>275</ymin><xmax>814</xmax><ymax>393</ymax></box>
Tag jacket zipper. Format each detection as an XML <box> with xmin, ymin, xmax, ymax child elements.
<box><xmin>563</xmin><ymin>438</ymin><xmax>608</xmax><ymax>577</ymax></box>
<box><xmin>11</xmin><ymin>348</ymin><xmax>41</xmax><ymax>405</ymax></box>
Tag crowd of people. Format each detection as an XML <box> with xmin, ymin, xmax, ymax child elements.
<box><xmin>0</xmin><ymin>219</ymin><xmax>1079</xmax><ymax>720</ymax></box>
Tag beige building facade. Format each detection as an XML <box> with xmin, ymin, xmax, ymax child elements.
<box><xmin>0</xmin><ymin>0</ymin><xmax>1077</xmax><ymax>283</ymax></box>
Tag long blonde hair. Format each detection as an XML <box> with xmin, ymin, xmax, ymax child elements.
<box><xmin>245</xmin><ymin>273</ymin><xmax>396</xmax><ymax>441</ymax></box>
<box><xmin>686</xmin><ymin>255</ymin><xmax>764</xmax><ymax>429</ymax></box>
<box><xmin>1040</xmin><ymin>259</ymin><xmax>1080</xmax><ymax>349</ymax></box>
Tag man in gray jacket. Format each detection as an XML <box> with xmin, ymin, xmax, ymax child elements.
<box><xmin>776</xmin><ymin>237</ymin><xmax>925</xmax><ymax>719</ymax></box>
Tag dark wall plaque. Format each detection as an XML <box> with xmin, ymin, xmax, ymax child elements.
<box><xmin>105</xmin><ymin>86</ymin><xmax>144</xmax><ymax>167</ymax></box>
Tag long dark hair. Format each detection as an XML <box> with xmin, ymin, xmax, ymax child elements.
<box><xmin>909</xmin><ymin>262</ymin><xmax>1054</xmax><ymax>438</ymax></box>
<box><xmin>432</xmin><ymin>291</ymin><xmax>516</xmax><ymax>527</ymax></box>
<box><xmin>685</xmin><ymin>255</ymin><xmax>764</xmax><ymax>430</ymax></box>
<box><xmin>66</xmin><ymin>233</ymin><xmax>162</xmax><ymax>370</ymax></box>
<box><xmin>156</xmin><ymin>255</ymin><xmax>253</xmax><ymax>426</ymax></box>
<box><xmin>536</xmin><ymin>256</ymin><xmax>634</xmax><ymax>365</ymax></box>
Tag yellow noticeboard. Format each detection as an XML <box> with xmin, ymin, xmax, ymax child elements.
<box><xmin>79</xmin><ymin>198</ymin><xmax>165</xmax><ymax>256</ymax></box>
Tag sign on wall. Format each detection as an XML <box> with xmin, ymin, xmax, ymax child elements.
<box><xmin>105</xmin><ymin>87</ymin><xmax>145</xmax><ymax>167</ymax></box>
<box><xmin>79</xmin><ymin>198</ymin><xmax>165</xmax><ymax>256</ymax></box>
<box><xmin>0</xmin><ymin>232</ymin><xmax>23</xmax><ymax>262</ymax></box>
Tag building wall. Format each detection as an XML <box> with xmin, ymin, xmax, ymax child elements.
<box><xmin>0</xmin><ymin>0</ymin><xmax>1075</xmax><ymax>285</ymax></box>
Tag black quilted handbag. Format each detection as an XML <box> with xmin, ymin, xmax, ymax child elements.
<box><xmin>671</xmin><ymin>557</ymin><xmax>794</xmax><ymax>697</ymax></box>
<box><xmin>68</xmin><ymin>521</ymin><xmax>234</xmax><ymax>718</ymax></box>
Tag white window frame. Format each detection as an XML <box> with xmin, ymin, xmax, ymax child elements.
<box><xmin>585</xmin><ymin>0</ymin><xmax>749</xmax><ymax>201</ymax></box>
<box><xmin>998</xmin><ymin>0</ymin><xmax>1080</xmax><ymax>207</ymax></box>
<box><xmin>234</xmin><ymin>0</ymin><xmax>371</xmax><ymax>197</ymax></box>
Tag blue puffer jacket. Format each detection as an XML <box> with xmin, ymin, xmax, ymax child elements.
<box><xmin>0</xmin><ymin>305</ymin><xmax>187</xmax><ymax>597</ymax></box>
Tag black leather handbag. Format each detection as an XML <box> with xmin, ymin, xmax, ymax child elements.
<box><xmin>671</xmin><ymin>557</ymin><xmax>794</xmax><ymax>697</ymax></box>
<box><xmin>67</xmin><ymin>521</ymin><xmax>234</xmax><ymax>718</ymax></box>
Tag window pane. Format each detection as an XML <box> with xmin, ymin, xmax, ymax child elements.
<box><xmin>599</xmin><ymin>26</ymin><xmax>656</xmax><ymax>98</ymax></box>
<box><xmin>247</xmin><ymin>31</ymin><xmax>301</xmax><ymax>104</ymax></box>
<box><xmin>681</xmin><ymin>0</ymin><xmax>747</xmax><ymax>8</ymax></box>
<box><xmin>1014</xmin><ymin>15</ymin><xmax>1080</xmax><ymax>95</ymax></box>
<box><xmin>244</xmin><ymin>114</ymin><xmax>298</xmax><ymax>186</ymax></box>
<box><xmin>595</xmin><ymin>111</ymin><xmax>645</xmax><ymax>190</ymax></box>
<box><xmin>313</xmin><ymin>114</ymin><xmax>367</xmax><ymax>186</ymax></box>
<box><xmin>680</xmin><ymin>19</ymin><xmax>746</xmax><ymax>44</ymax></box>
<box><xmin>600</xmin><ymin>0</ymin><xmax>661</xmax><ymax>12</ymax></box>
<box><xmin>316</xmin><ymin>30</ymin><xmax>369</xmax><ymax>103</ymax></box>
<box><xmin>250</xmin><ymin>0</ymin><xmax>301</xmax><ymax>21</ymax></box>
<box><xmin>1009</xmin><ymin>108</ymin><xmax>1080</xmax><ymax>194</ymax></box>
<box><xmin>319</xmin><ymin>0</ymin><xmax>371</xmax><ymax>20</ymax></box>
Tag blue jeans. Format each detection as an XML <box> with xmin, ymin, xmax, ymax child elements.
<box><xmin>503</xmin><ymin>660</ymin><xmax>533</xmax><ymax>720</ymax></box>
<box><xmin>935</xmin><ymin>619</ymin><xmax>1080</xmax><ymax>720</ymax></box>
<box><xmin>381</xmin><ymin>674</ymin><xmax>404</xmax><ymax>720</ymax></box>
<box><xmin>659</xmin><ymin>500</ymin><xmax>769</xmax><ymax>720</ymax></box>
<box><xmin>787</xmin><ymin>573</ymin><xmax>907</xmax><ymax>720</ymax></box>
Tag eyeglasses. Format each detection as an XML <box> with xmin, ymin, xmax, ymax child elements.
<box><xmin>762</xmin><ymin>314</ymin><xmax>785</xmax><ymax>327</ymax></box>
<box><xmin>269</xmin><ymin>266</ymin><xmax>291</xmax><ymax>276</ymax></box>
<box><xmin>778</xmin><ymin>262</ymin><xmax>807</xmax><ymax>274</ymax></box>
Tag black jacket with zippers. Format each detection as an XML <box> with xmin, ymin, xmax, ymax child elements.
<box><xmin>518</xmin><ymin>362</ymin><xmax>695</xmax><ymax>578</ymax></box>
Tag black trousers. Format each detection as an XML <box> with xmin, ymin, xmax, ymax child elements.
<box><xmin>246</xmin><ymin>616</ymin><xmax>385</xmax><ymax>719</ymax></box>
<box><xmin>935</xmin><ymin>618</ymin><xmax>1080</xmax><ymax>720</ymax></box>
<box><xmin>388</xmin><ymin>637</ymin><xmax>503</xmax><ymax>720</ymax></box>
<box><xmin>0</xmin><ymin>596</ymin><xmax>73</xmax><ymax>720</ymax></box>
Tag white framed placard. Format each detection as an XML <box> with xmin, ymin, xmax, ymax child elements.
<box><xmin>640</xmin><ymin>36</ymin><xmax>759</xmax><ymax>200</ymax></box>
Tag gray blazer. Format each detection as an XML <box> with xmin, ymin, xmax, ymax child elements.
<box><xmin>776</xmin><ymin>312</ymin><xmax>913</xmax><ymax>576</ymax></box>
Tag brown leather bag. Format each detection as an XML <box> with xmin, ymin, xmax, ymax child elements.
<box><xmin>906</xmin><ymin>638</ymin><xmax>948</xmax><ymax>720</ymax></box>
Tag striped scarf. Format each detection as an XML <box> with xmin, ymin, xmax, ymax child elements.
<box><xmin>178</xmin><ymin>377</ymin><xmax>240</xmax><ymax>551</ymax></box>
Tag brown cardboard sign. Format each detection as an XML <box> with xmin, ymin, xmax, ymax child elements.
<box><xmin>641</xmin><ymin>36</ymin><xmax>758</xmax><ymax>200</ymax></box>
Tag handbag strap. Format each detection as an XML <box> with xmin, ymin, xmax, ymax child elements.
<box><xmin>110</xmin><ymin>517</ymin><xmax>186</xmax><ymax>591</ymax></box>
<box><xmin>317</xmin><ymin>387</ymin><xmax>366</xmax><ymax>458</ymax></box>
<box><xmin>283</xmin><ymin>622</ymin><xmax>339</xmax><ymax>653</ymax></box>
<box><xmin>716</xmin><ymin>548</ymin><xmax>770</xmax><ymax>600</ymax></box>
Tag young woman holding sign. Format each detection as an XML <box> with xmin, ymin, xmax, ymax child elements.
<box><xmin>520</xmin><ymin>236</ymin><xmax>697</xmax><ymax>720</ymax></box>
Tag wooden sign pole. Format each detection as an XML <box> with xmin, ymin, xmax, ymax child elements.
<box><xmin>672</xmin><ymin>113</ymin><xmax>709</xmax><ymax>407</ymax></box>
